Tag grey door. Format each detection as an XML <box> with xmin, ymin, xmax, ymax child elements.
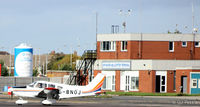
<box><xmin>182</xmin><ymin>76</ymin><xmax>187</xmax><ymax>93</ymax></box>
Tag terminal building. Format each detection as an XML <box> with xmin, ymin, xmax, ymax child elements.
<box><xmin>90</xmin><ymin>33</ymin><xmax>200</xmax><ymax>94</ymax></box>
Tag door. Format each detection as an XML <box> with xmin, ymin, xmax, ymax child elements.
<box><xmin>160</xmin><ymin>76</ymin><xmax>166</xmax><ymax>93</ymax></box>
<box><xmin>112</xmin><ymin>75</ymin><xmax>115</xmax><ymax>91</ymax></box>
<box><xmin>156</xmin><ymin>75</ymin><xmax>160</xmax><ymax>92</ymax></box>
<box><xmin>125</xmin><ymin>75</ymin><xmax>130</xmax><ymax>91</ymax></box>
<box><xmin>156</xmin><ymin>75</ymin><xmax>166</xmax><ymax>93</ymax></box>
<box><xmin>181</xmin><ymin>76</ymin><xmax>187</xmax><ymax>93</ymax></box>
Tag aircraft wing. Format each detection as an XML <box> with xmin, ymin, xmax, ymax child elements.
<box><xmin>36</xmin><ymin>87</ymin><xmax>60</xmax><ymax>100</ymax></box>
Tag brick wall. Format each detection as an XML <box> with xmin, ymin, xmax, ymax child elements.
<box><xmin>139</xmin><ymin>70</ymin><xmax>155</xmax><ymax>93</ymax></box>
<box><xmin>47</xmin><ymin>71</ymin><xmax>70</xmax><ymax>77</ymax></box>
<box><xmin>176</xmin><ymin>69</ymin><xmax>200</xmax><ymax>94</ymax></box>
<box><xmin>93</xmin><ymin>70</ymin><xmax>101</xmax><ymax>77</ymax></box>
<box><xmin>167</xmin><ymin>70</ymin><xmax>175</xmax><ymax>93</ymax></box>
<box><xmin>115</xmin><ymin>70</ymin><xmax>120</xmax><ymax>91</ymax></box>
<box><xmin>97</xmin><ymin>41</ymin><xmax>200</xmax><ymax>60</ymax></box>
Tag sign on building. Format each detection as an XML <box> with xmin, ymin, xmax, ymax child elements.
<box><xmin>102</xmin><ymin>61</ymin><xmax>131</xmax><ymax>70</ymax></box>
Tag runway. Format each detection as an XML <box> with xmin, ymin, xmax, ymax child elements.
<box><xmin>0</xmin><ymin>94</ymin><xmax>200</xmax><ymax>107</ymax></box>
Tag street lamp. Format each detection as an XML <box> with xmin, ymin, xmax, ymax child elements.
<box><xmin>119</xmin><ymin>9</ymin><xmax>132</xmax><ymax>33</ymax></box>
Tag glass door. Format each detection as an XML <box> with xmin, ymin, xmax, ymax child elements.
<box><xmin>160</xmin><ymin>76</ymin><xmax>166</xmax><ymax>93</ymax></box>
<box><xmin>125</xmin><ymin>75</ymin><xmax>130</xmax><ymax>91</ymax></box>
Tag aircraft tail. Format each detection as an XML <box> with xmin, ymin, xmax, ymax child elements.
<box><xmin>82</xmin><ymin>73</ymin><xmax>105</xmax><ymax>94</ymax></box>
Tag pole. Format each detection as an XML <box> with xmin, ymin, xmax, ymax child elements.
<box><xmin>46</xmin><ymin>53</ymin><xmax>48</xmax><ymax>75</ymax></box>
<box><xmin>9</xmin><ymin>48</ymin><xmax>11</xmax><ymax>76</ymax></box>
<box><xmin>96</xmin><ymin>12</ymin><xmax>98</xmax><ymax>50</ymax></box>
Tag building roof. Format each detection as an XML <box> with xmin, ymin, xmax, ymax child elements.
<box><xmin>97</xmin><ymin>33</ymin><xmax>200</xmax><ymax>41</ymax></box>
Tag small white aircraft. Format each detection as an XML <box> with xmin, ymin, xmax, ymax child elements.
<box><xmin>8</xmin><ymin>73</ymin><xmax>105</xmax><ymax>105</ymax></box>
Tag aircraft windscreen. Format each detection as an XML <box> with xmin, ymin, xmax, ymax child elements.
<box><xmin>28</xmin><ymin>82</ymin><xmax>36</xmax><ymax>87</ymax></box>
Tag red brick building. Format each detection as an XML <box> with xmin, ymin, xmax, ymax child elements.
<box><xmin>91</xmin><ymin>33</ymin><xmax>200</xmax><ymax>94</ymax></box>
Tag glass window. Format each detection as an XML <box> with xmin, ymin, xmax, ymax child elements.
<box><xmin>106</xmin><ymin>76</ymin><xmax>111</xmax><ymax>89</ymax></box>
<box><xmin>162</xmin><ymin>76</ymin><xmax>165</xmax><ymax>85</ymax></box>
<box><xmin>100</xmin><ymin>41</ymin><xmax>116</xmax><ymax>51</ymax></box>
<box><xmin>29</xmin><ymin>82</ymin><xmax>36</xmax><ymax>87</ymax></box>
<box><xmin>112</xmin><ymin>75</ymin><xmax>115</xmax><ymax>90</ymax></box>
<box><xmin>102</xmin><ymin>77</ymin><xmax>106</xmax><ymax>89</ymax></box>
<box><xmin>48</xmin><ymin>84</ymin><xmax>55</xmax><ymax>88</ymax></box>
<box><xmin>173</xmin><ymin>71</ymin><xmax>176</xmax><ymax>90</ymax></box>
<box><xmin>35</xmin><ymin>83</ymin><xmax>46</xmax><ymax>88</ymax></box>
<box><xmin>102</xmin><ymin>75</ymin><xmax>115</xmax><ymax>91</ymax></box>
<box><xmin>121</xmin><ymin>41</ymin><xmax>128</xmax><ymax>51</ymax></box>
<box><xmin>195</xmin><ymin>42</ymin><xmax>200</xmax><ymax>47</ymax></box>
<box><xmin>199</xmin><ymin>79</ymin><xmax>200</xmax><ymax>88</ymax></box>
<box><xmin>169</xmin><ymin>42</ymin><xmax>174</xmax><ymax>52</ymax></box>
<box><xmin>192</xmin><ymin>79</ymin><xmax>197</xmax><ymax>88</ymax></box>
<box><xmin>136</xmin><ymin>77</ymin><xmax>139</xmax><ymax>89</ymax></box>
<box><xmin>130</xmin><ymin>77</ymin><xmax>139</xmax><ymax>90</ymax></box>
<box><xmin>182</xmin><ymin>42</ymin><xmax>187</xmax><ymax>47</ymax></box>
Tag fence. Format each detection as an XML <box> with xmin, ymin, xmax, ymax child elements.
<box><xmin>0</xmin><ymin>76</ymin><xmax>70</xmax><ymax>92</ymax></box>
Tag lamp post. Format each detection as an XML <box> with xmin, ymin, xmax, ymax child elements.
<box><xmin>119</xmin><ymin>9</ymin><xmax>132</xmax><ymax>33</ymax></box>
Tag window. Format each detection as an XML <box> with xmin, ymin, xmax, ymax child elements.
<box><xmin>169</xmin><ymin>42</ymin><xmax>174</xmax><ymax>52</ymax></box>
<box><xmin>48</xmin><ymin>84</ymin><xmax>55</xmax><ymax>88</ymax></box>
<box><xmin>182</xmin><ymin>41</ymin><xmax>187</xmax><ymax>47</ymax></box>
<box><xmin>199</xmin><ymin>79</ymin><xmax>200</xmax><ymax>88</ymax></box>
<box><xmin>130</xmin><ymin>77</ymin><xmax>139</xmax><ymax>90</ymax></box>
<box><xmin>100</xmin><ymin>41</ymin><xmax>116</xmax><ymax>51</ymax></box>
<box><xmin>102</xmin><ymin>75</ymin><xmax>115</xmax><ymax>90</ymax></box>
<box><xmin>121</xmin><ymin>41</ymin><xmax>127</xmax><ymax>51</ymax></box>
<box><xmin>36</xmin><ymin>83</ymin><xmax>46</xmax><ymax>88</ymax></box>
<box><xmin>191</xmin><ymin>79</ymin><xmax>197</xmax><ymax>88</ymax></box>
<box><xmin>173</xmin><ymin>71</ymin><xmax>176</xmax><ymax>90</ymax></box>
<box><xmin>195</xmin><ymin>42</ymin><xmax>200</xmax><ymax>47</ymax></box>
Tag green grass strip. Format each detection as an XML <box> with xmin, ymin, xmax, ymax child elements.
<box><xmin>105</xmin><ymin>92</ymin><xmax>200</xmax><ymax>96</ymax></box>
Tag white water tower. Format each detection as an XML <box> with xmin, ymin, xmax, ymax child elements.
<box><xmin>14</xmin><ymin>43</ymin><xmax>33</xmax><ymax>77</ymax></box>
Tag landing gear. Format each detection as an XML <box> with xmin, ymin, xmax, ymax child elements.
<box><xmin>42</xmin><ymin>99</ymin><xmax>56</xmax><ymax>105</ymax></box>
<box><xmin>15</xmin><ymin>97</ymin><xmax>28</xmax><ymax>105</ymax></box>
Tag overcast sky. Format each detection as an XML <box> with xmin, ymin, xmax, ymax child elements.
<box><xmin>0</xmin><ymin>0</ymin><xmax>199</xmax><ymax>54</ymax></box>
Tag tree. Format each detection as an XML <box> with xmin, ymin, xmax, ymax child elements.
<box><xmin>0</xmin><ymin>60</ymin><xmax>8</xmax><ymax>76</ymax></box>
<box><xmin>32</xmin><ymin>69</ymin><xmax>39</xmax><ymax>77</ymax></box>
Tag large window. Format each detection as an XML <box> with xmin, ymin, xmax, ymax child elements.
<box><xmin>102</xmin><ymin>74</ymin><xmax>115</xmax><ymax>91</ymax></box>
<box><xmin>169</xmin><ymin>42</ymin><xmax>174</xmax><ymax>52</ymax></box>
<box><xmin>121</xmin><ymin>71</ymin><xmax>139</xmax><ymax>91</ymax></box>
<box><xmin>121</xmin><ymin>41</ymin><xmax>127</xmax><ymax>51</ymax></box>
<box><xmin>100</xmin><ymin>41</ymin><xmax>116</xmax><ymax>51</ymax></box>
<box><xmin>130</xmin><ymin>77</ymin><xmax>139</xmax><ymax>90</ymax></box>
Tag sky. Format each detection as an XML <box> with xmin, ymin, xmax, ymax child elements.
<box><xmin>0</xmin><ymin>0</ymin><xmax>199</xmax><ymax>55</ymax></box>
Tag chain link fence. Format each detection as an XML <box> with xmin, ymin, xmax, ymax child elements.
<box><xmin>0</xmin><ymin>76</ymin><xmax>70</xmax><ymax>92</ymax></box>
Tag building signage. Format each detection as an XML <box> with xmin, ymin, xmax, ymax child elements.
<box><xmin>102</xmin><ymin>61</ymin><xmax>131</xmax><ymax>70</ymax></box>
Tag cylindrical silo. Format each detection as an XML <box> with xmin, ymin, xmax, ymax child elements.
<box><xmin>14</xmin><ymin>43</ymin><xmax>33</xmax><ymax>77</ymax></box>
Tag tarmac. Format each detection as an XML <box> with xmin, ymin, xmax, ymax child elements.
<box><xmin>0</xmin><ymin>93</ymin><xmax>200</xmax><ymax>107</ymax></box>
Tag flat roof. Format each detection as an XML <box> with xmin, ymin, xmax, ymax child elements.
<box><xmin>97</xmin><ymin>33</ymin><xmax>200</xmax><ymax>41</ymax></box>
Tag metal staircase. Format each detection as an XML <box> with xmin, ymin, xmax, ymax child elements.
<box><xmin>69</xmin><ymin>50</ymin><xmax>97</xmax><ymax>85</ymax></box>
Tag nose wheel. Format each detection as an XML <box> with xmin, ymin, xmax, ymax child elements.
<box><xmin>42</xmin><ymin>99</ymin><xmax>56</xmax><ymax>105</ymax></box>
<box><xmin>15</xmin><ymin>97</ymin><xmax>28</xmax><ymax>105</ymax></box>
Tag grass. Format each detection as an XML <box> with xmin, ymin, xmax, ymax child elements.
<box><xmin>105</xmin><ymin>92</ymin><xmax>200</xmax><ymax>96</ymax></box>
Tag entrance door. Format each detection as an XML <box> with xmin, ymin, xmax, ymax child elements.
<box><xmin>125</xmin><ymin>75</ymin><xmax>130</xmax><ymax>91</ymax></box>
<box><xmin>181</xmin><ymin>76</ymin><xmax>187</xmax><ymax>93</ymax></box>
<box><xmin>160</xmin><ymin>76</ymin><xmax>166</xmax><ymax>93</ymax></box>
<box><xmin>156</xmin><ymin>75</ymin><xmax>160</xmax><ymax>92</ymax></box>
<box><xmin>156</xmin><ymin>75</ymin><xmax>166</xmax><ymax>93</ymax></box>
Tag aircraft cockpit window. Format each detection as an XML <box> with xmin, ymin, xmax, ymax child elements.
<box><xmin>36</xmin><ymin>83</ymin><xmax>46</xmax><ymax>88</ymax></box>
<box><xmin>29</xmin><ymin>82</ymin><xmax>36</xmax><ymax>87</ymax></box>
<box><xmin>48</xmin><ymin>84</ymin><xmax>55</xmax><ymax>88</ymax></box>
<box><xmin>57</xmin><ymin>86</ymin><xmax>63</xmax><ymax>90</ymax></box>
